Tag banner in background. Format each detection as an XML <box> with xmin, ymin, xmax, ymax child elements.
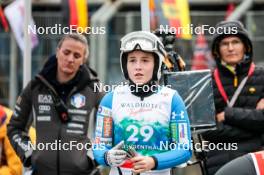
<box><xmin>153</xmin><ymin>0</ymin><xmax>192</xmax><ymax>39</ymax></box>
<box><xmin>63</xmin><ymin>0</ymin><xmax>88</xmax><ymax>32</ymax></box>
<box><xmin>4</xmin><ymin>0</ymin><xmax>38</xmax><ymax>52</ymax></box>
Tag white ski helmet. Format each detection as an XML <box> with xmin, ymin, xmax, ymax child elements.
<box><xmin>120</xmin><ymin>31</ymin><xmax>166</xmax><ymax>81</ymax></box>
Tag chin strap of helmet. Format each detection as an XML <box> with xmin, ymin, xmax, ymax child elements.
<box><xmin>128</xmin><ymin>79</ymin><xmax>158</xmax><ymax>101</ymax></box>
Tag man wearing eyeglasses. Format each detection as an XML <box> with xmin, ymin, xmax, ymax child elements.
<box><xmin>201</xmin><ymin>21</ymin><xmax>264</xmax><ymax>175</ymax></box>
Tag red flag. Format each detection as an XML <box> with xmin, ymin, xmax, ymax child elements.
<box><xmin>225</xmin><ymin>3</ymin><xmax>235</xmax><ymax>20</ymax></box>
<box><xmin>63</xmin><ymin>0</ymin><xmax>88</xmax><ymax>32</ymax></box>
<box><xmin>69</xmin><ymin>0</ymin><xmax>78</xmax><ymax>28</ymax></box>
<box><xmin>191</xmin><ymin>27</ymin><xmax>214</xmax><ymax>70</ymax></box>
<box><xmin>0</xmin><ymin>6</ymin><xmax>9</xmax><ymax>32</ymax></box>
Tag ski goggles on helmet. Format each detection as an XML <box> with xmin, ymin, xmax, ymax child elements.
<box><xmin>120</xmin><ymin>31</ymin><xmax>166</xmax><ymax>56</ymax></box>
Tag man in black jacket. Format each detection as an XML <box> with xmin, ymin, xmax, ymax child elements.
<box><xmin>7</xmin><ymin>33</ymin><xmax>104</xmax><ymax>175</ymax></box>
<box><xmin>202</xmin><ymin>21</ymin><xmax>264</xmax><ymax>175</ymax></box>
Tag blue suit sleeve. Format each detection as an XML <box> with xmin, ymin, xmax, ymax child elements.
<box><xmin>152</xmin><ymin>92</ymin><xmax>192</xmax><ymax>170</ymax></box>
<box><xmin>92</xmin><ymin>92</ymin><xmax>114</xmax><ymax>166</ymax></box>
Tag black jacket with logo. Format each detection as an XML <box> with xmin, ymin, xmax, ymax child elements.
<box><xmin>7</xmin><ymin>56</ymin><xmax>104</xmax><ymax>175</ymax></box>
<box><xmin>202</xmin><ymin>59</ymin><xmax>264</xmax><ymax>175</ymax></box>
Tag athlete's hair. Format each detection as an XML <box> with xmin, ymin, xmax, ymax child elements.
<box><xmin>57</xmin><ymin>33</ymin><xmax>89</xmax><ymax>61</ymax></box>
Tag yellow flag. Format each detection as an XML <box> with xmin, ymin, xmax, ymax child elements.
<box><xmin>76</xmin><ymin>0</ymin><xmax>88</xmax><ymax>32</ymax></box>
<box><xmin>158</xmin><ymin>0</ymin><xmax>192</xmax><ymax>39</ymax></box>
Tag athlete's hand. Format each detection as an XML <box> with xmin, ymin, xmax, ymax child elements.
<box><xmin>105</xmin><ymin>141</ymin><xmax>127</xmax><ymax>167</ymax></box>
<box><xmin>216</xmin><ymin>112</ymin><xmax>225</xmax><ymax>122</ymax></box>
<box><xmin>131</xmin><ymin>156</ymin><xmax>155</xmax><ymax>173</ymax></box>
<box><xmin>256</xmin><ymin>98</ymin><xmax>264</xmax><ymax>110</ymax></box>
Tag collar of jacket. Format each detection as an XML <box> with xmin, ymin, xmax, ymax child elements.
<box><xmin>216</xmin><ymin>58</ymin><xmax>252</xmax><ymax>77</ymax></box>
